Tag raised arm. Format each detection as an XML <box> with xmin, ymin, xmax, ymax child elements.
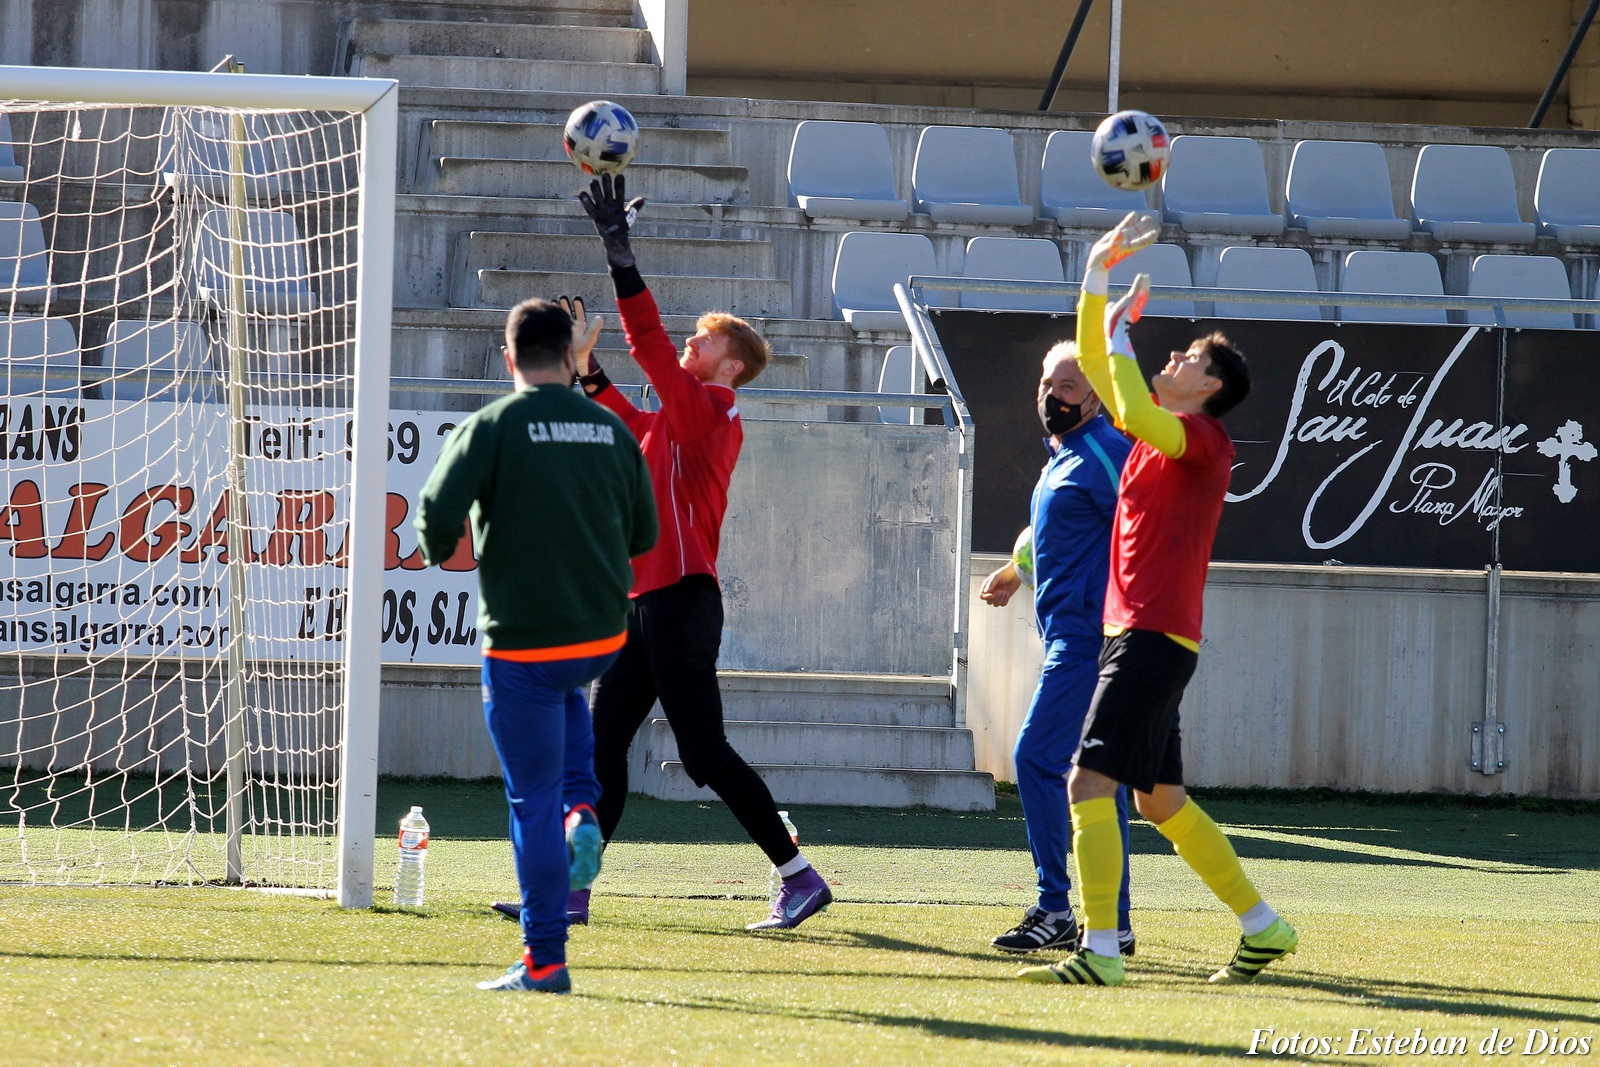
<box><xmin>1079</xmin><ymin>215</ymin><xmax>1186</xmax><ymax>460</ymax></box>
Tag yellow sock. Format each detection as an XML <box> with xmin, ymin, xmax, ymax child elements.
<box><xmin>1155</xmin><ymin>798</ymin><xmax>1262</xmax><ymax>916</ymax></box>
<box><xmin>1069</xmin><ymin>797</ymin><xmax>1123</xmax><ymax>935</ymax></box>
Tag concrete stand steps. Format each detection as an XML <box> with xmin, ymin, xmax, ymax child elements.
<box><xmin>350</xmin><ymin>53</ymin><xmax>662</xmax><ymax>94</ymax></box>
<box><xmin>343</xmin><ymin>20</ymin><xmax>652</xmax><ymax>65</ymax></box>
<box><xmin>425</xmin><ymin>120</ymin><xmax>732</xmax><ymax>166</ymax></box>
<box><xmin>423</xmin><ymin>157</ymin><xmax>748</xmax><ymax>201</ymax></box>
<box><xmin>715</xmin><ymin>670</ymin><xmax>955</xmax><ymax>726</ymax></box>
<box><xmin>473</xmin><ymin>268</ymin><xmax>793</xmax><ymax>317</ymax></box>
<box><xmin>465</xmin><ymin>232</ymin><xmax>774</xmax><ymax>277</ymax></box>
<box><xmin>642</xmin><ymin>761</ymin><xmax>996</xmax><ymax>811</ymax></box>
<box><xmin>638</xmin><ymin>718</ymin><xmax>976</xmax><ymax>770</ymax></box>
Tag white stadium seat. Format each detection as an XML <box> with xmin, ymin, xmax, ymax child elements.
<box><xmin>1338</xmin><ymin>250</ymin><xmax>1446</xmax><ymax>324</ymax></box>
<box><xmin>0</xmin><ymin>113</ymin><xmax>23</xmax><ymax>182</ymax></box>
<box><xmin>787</xmin><ymin>120</ymin><xmax>909</xmax><ymax>222</ymax></box>
<box><xmin>0</xmin><ymin>201</ymin><xmax>52</xmax><ymax>305</ymax></box>
<box><xmin>959</xmin><ymin>237</ymin><xmax>1067</xmax><ymax>312</ymax></box>
<box><xmin>1285</xmin><ymin>140</ymin><xmax>1410</xmax><ymax>240</ymax></box>
<box><xmin>193</xmin><ymin>208</ymin><xmax>318</xmax><ymax>314</ymax></box>
<box><xmin>102</xmin><ymin>319</ymin><xmax>218</xmax><ymax>401</ymax></box>
<box><xmin>0</xmin><ymin>315</ymin><xmax>80</xmax><ymax>396</ymax></box>
<box><xmin>911</xmin><ymin>126</ymin><xmax>1035</xmax><ymax>225</ymax></box>
<box><xmin>1039</xmin><ymin>130</ymin><xmax>1149</xmax><ymax>229</ymax></box>
<box><xmin>877</xmin><ymin>345</ymin><xmax>916</xmax><ymax>424</ymax></box>
<box><xmin>831</xmin><ymin>231</ymin><xmax>936</xmax><ymax>331</ymax></box>
<box><xmin>1534</xmin><ymin>148</ymin><xmax>1600</xmax><ymax>246</ymax></box>
<box><xmin>1464</xmin><ymin>254</ymin><xmax>1575</xmax><ymax>330</ymax></box>
<box><xmin>1213</xmin><ymin>246</ymin><xmax>1322</xmax><ymax>321</ymax></box>
<box><xmin>1108</xmin><ymin>243</ymin><xmax>1195</xmax><ymax>318</ymax></box>
<box><xmin>160</xmin><ymin>108</ymin><xmax>284</xmax><ymax>200</ymax></box>
<box><xmin>1409</xmin><ymin>145</ymin><xmax>1535</xmax><ymax>244</ymax></box>
<box><xmin>1160</xmin><ymin>135</ymin><xmax>1284</xmax><ymax>236</ymax></box>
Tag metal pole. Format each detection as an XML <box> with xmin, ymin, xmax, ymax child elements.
<box><xmin>335</xmin><ymin>84</ymin><xmax>399</xmax><ymax>910</ymax></box>
<box><xmin>221</xmin><ymin>81</ymin><xmax>252</xmax><ymax>885</ymax></box>
<box><xmin>1472</xmin><ymin>564</ymin><xmax>1505</xmax><ymax>775</ymax></box>
<box><xmin>1038</xmin><ymin>0</ymin><xmax>1097</xmax><ymax>111</ymax></box>
<box><xmin>1107</xmin><ymin>0</ymin><xmax>1123</xmax><ymax>113</ymax></box>
<box><xmin>1531</xmin><ymin>0</ymin><xmax>1600</xmax><ymax>127</ymax></box>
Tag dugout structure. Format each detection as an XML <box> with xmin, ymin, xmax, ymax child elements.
<box><xmin>0</xmin><ymin>66</ymin><xmax>396</xmax><ymax>907</ymax></box>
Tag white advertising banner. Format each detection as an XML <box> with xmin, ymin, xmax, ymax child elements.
<box><xmin>0</xmin><ymin>400</ymin><xmax>482</xmax><ymax>668</ymax></box>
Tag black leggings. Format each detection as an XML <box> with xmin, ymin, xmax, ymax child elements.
<box><xmin>591</xmin><ymin>574</ymin><xmax>800</xmax><ymax>867</ymax></box>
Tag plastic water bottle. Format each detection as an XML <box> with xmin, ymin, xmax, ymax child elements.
<box><xmin>394</xmin><ymin>806</ymin><xmax>429</xmax><ymax>907</ymax></box>
<box><xmin>768</xmin><ymin>810</ymin><xmax>801</xmax><ymax>903</ymax></box>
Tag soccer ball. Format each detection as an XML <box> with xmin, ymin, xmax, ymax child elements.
<box><xmin>563</xmin><ymin>100</ymin><xmax>640</xmax><ymax>176</ymax></box>
<box><xmin>1090</xmin><ymin>110</ymin><xmax>1170</xmax><ymax>191</ymax></box>
<box><xmin>1011</xmin><ymin>526</ymin><xmax>1035</xmax><ymax>589</ymax></box>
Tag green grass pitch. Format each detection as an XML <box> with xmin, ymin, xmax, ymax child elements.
<box><xmin>2</xmin><ymin>781</ymin><xmax>1598</xmax><ymax>1065</ymax></box>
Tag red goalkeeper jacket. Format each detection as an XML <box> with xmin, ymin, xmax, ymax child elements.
<box><xmin>592</xmin><ymin>276</ymin><xmax>743</xmax><ymax>598</ymax></box>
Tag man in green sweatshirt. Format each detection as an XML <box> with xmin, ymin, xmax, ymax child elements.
<box><xmin>414</xmin><ymin>297</ymin><xmax>657</xmax><ymax>994</ymax></box>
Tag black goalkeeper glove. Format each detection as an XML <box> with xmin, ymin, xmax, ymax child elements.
<box><xmin>577</xmin><ymin>173</ymin><xmax>647</xmax><ymax>270</ymax></box>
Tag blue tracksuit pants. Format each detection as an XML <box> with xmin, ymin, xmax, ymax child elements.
<box><xmin>1014</xmin><ymin>636</ymin><xmax>1132</xmax><ymax>927</ymax></box>
<box><xmin>481</xmin><ymin>651</ymin><xmax>617</xmax><ymax>965</ymax></box>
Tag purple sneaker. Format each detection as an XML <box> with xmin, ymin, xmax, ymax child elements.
<box><xmin>746</xmin><ymin>866</ymin><xmax>832</xmax><ymax>930</ymax></box>
<box><xmin>567</xmin><ymin>888</ymin><xmax>591</xmax><ymax>925</ymax></box>
<box><xmin>491</xmin><ymin>901</ymin><xmax>519</xmax><ymax>921</ymax></box>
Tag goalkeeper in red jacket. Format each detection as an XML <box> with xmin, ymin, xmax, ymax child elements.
<box><xmin>573</xmin><ymin>174</ymin><xmax>833</xmax><ymax>931</ymax></box>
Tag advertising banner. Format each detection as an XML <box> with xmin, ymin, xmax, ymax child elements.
<box><xmin>932</xmin><ymin>309</ymin><xmax>1600</xmax><ymax>570</ymax></box>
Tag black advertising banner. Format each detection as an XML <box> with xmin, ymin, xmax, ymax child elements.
<box><xmin>932</xmin><ymin>309</ymin><xmax>1598</xmax><ymax>571</ymax></box>
<box><xmin>1501</xmin><ymin>330</ymin><xmax>1600</xmax><ymax>572</ymax></box>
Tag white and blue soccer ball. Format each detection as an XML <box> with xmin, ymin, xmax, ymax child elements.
<box><xmin>1012</xmin><ymin>526</ymin><xmax>1036</xmax><ymax>589</ymax></box>
<box><xmin>563</xmin><ymin>100</ymin><xmax>640</xmax><ymax>176</ymax></box>
<box><xmin>1090</xmin><ymin>109</ymin><xmax>1170</xmax><ymax>192</ymax></box>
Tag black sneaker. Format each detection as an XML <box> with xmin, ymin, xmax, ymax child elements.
<box><xmin>991</xmin><ymin>907</ymin><xmax>1080</xmax><ymax>954</ymax></box>
<box><xmin>1119</xmin><ymin>929</ymin><xmax>1137</xmax><ymax>957</ymax></box>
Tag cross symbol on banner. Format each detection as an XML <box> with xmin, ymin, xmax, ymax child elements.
<box><xmin>1535</xmin><ymin>420</ymin><xmax>1597</xmax><ymax>503</ymax></box>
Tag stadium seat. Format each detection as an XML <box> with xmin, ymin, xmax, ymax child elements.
<box><xmin>0</xmin><ymin>315</ymin><xmax>80</xmax><ymax>396</ymax></box>
<box><xmin>1108</xmin><ymin>243</ymin><xmax>1195</xmax><ymax>317</ymax></box>
<box><xmin>1160</xmin><ymin>136</ymin><xmax>1284</xmax><ymax>236</ymax></box>
<box><xmin>831</xmin><ymin>231</ymin><xmax>936</xmax><ymax>331</ymax></box>
<box><xmin>911</xmin><ymin>126</ymin><xmax>1035</xmax><ymax>225</ymax></box>
<box><xmin>1038</xmin><ymin>130</ymin><xmax>1149</xmax><ymax>229</ymax></box>
<box><xmin>877</xmin><ymin>344</ymin><xmax>916</xmax><ymax>424</ymax></box>
<box><xmin>0</xmin><ymin>201</ymin><xmax>52</xmax><ymax>305</ymax></box>
<box><xmin>0</xmin><ymin>113</ymin><xmax>22</xmax><ymax>182</ymax></box>
<box><xmin>102</xmin><ymin>319</ymin><xmax>218</xmax><ymax>401</ymax></box>
<box><xmin>1409</xmin><ymin>145</ymin><xmax>1535</xmax><ymax>244</ymax></box>
<box><xmin>1534</xmin><ymin>148</ymin><xmax>1600</xmax><ymax>246</ymax></box>
<box><xmin>787</xmin><ymin>120</ymin><xmax>910</xmax><ymax>222</ymax></box>
<box><xmin>1338</xmin><ymin>250</ymin><xmax>1446</xmax><ymax>324</ymax></box>
<box><xmin>160</xmin><ymin>108</ymin><xmax>283</xmax><ymax>199</ymax></box>
<box><xmin>1464</xmin><ymin>254</ymin><xmax>1575</xmax><ymax>330</ymax></box>
<box><xmin>1284</xmin><ymin>140</ymin><xmax>1410</xmax><ymax>240</ymax></box>
<box><xmin>1212</xmin><ymin>246</ymin><xmax>1323</xmax><ymax>321</ymax></box>
<box><xmin>193</xmin><ymin>208</ymin><xmax>319</xmax><ymax>314</ymax></box>
<box><xmin>959</xmin><ymin>237</ymin><xmax>1068</xmax><ymax>312</ymax></box>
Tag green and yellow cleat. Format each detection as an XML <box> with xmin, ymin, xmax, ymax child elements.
<box><xmin>1018</xmin><ymin>949</ymin><xmax>1125</xmax><ymax>986</ymax></box>
<box><xmin>1209</xmin><ymin>918</ymin><xmax>1299</xmax><ymax>983</ymax></box>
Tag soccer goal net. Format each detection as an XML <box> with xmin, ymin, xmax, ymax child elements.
<box><xmin>0</xmin><ymin>67</ymin><xmax>394</xmax><ymax>905</ymax></box>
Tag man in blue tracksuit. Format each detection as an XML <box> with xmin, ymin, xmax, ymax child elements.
<box><xmin>979</xmin><ymin>339</ymin><xmax>1136</xmax><ymax>956</ymax></box>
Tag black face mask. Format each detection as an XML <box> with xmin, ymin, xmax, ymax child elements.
<box><xmin>1040</xmin><ymin>392</ymin><xmax>1085</xmax><ymax>436</ymax></box>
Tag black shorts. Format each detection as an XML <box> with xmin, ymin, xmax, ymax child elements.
<box><xmin>1072</xmin><ymin>628</ymin><xmax>1198</xmax><ymax>794</ymax></box>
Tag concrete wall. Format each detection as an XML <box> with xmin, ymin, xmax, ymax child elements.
<box><xmin>689</xmin><ymin>0</ymin><xmax>1582</xmax><ymax>128</ymax></box>
<box><xmin>968</xmin><ymin>555</ymin><xmax>1600</xmax><ymax>798</ymax></box>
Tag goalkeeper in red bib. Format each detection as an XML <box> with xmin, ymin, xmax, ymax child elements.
<box><xmin>1020</xmin><ymin>213</ymin><xmax>1298</xmax><ymax>987</ymax></box>
<box><xmin>573</xmin><ymin>174</ymin><xmax>833</xmax><ymax>931</ymax></box>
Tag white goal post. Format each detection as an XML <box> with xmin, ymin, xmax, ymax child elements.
<box><xmin>0</xmin><ymin>66</ymin><xmax>395</xmax><ymax>908</ymax></box>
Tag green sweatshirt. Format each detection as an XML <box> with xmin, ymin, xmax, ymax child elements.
<box><xmin>414</xmin><ymin>384</ymin><xmax>658</xmax><ymax>652</ymax></box>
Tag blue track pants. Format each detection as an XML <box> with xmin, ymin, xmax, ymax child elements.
<box><xmin>481</xmin><ymin>651</ymin><xmax>617</xmax><ymax>965</ymax></box>
<box><xmin>1014</xmin><ymin>636</ymin><xmax>1132</xmax><ymax>927</ymax></box>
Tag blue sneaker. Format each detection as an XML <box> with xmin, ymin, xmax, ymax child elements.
<box><xmin>746</xmin><ymin>866</ymin><xmax>832</xmax><ymax>930</ymax></box>
<box><xmin>566</xmin><ymin>805</ymin><xmax>604</xmax><ymax>890</ymax></box>
<box><xmin>476</xmin><ymin>952</ymin><xmax>571</xmax><ymax>994</ymax></box>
